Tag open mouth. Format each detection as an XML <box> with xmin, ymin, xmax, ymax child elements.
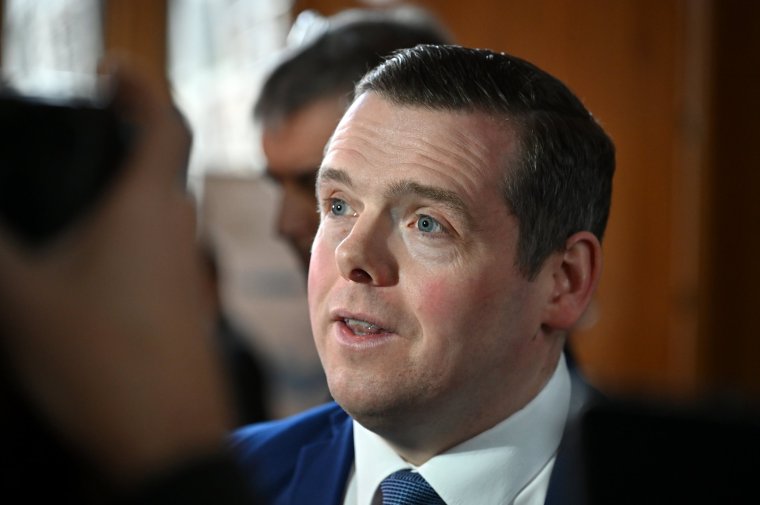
<box><xmin>343</xmin><ymin>317</ymin><xmax>389</xmax><ymax>336</ymax></box>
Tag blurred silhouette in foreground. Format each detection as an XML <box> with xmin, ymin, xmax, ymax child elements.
<box><xmin>0</xmin><ymin>62</ymin><xmax>257</xmax><ymax>503</ymax></box>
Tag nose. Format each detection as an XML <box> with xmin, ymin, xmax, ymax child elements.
<box><xmin>335</xmin><ymin>212</ymin><xmax>398</xmax><ymax>286</ymax></box>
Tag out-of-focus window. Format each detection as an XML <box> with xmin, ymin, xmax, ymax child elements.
<box><xmin>1</xmin><ymin>0</ymin><xmax>104</xmax><ymax>100</ymax></box>
<box><xmin>167</xmin><ymin>0</ymin><xmax>293</xmax><ymax>187</ymax></box>
<box><xmin>2</xmin><ymin>0</ymin><xmax>293</xmax><ymax>184</ymax></box>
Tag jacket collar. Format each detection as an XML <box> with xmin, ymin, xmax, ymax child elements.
<box><xmin>288</xmin><ymin>406</ymin><xmax>354</xmax><ymax>505</ymax></box>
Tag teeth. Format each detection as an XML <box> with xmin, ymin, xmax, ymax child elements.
<box><xmin>344</xmin><ymin>318</ymin><xmax>385</xmax><ymax>336</ymax></box>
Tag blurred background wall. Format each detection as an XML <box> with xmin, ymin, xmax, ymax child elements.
<box><xmin>2</xmin><ymin>0</ymin><xmax>758</xmax><ymax>409</ymax></box>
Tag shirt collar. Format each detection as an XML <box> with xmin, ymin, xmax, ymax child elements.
<box><xmin>352</xmin><ymin>354</ymin><xmax>570</xmax><ymax>505</ymax></box>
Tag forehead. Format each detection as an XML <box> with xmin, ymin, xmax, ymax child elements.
<box><xmin>322</xmin><ymin>92</ymin><xmax>518</xmax><ymax>203</ymax></box>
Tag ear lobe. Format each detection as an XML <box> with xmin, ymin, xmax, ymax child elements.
<box><xmin>542</xmin><ymin>231</ymin><xmax>602</xmax><ymax>331</ymax></box>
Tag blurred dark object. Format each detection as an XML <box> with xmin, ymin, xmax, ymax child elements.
<box><xmin>580</xmin><ymin>394</ymin><xmax>760</xmax><ymax>503</ymax></box>
<box><xmin>0</xmin><ymin>93</ymin><xmax>130</xmax><ymax>247</ymax></box>
<box><xmin>0</xmin><ymin>351</ymin><xmax>103</xmax><ymax>502</ymax></box>
<box><xmin>0</xmin><ymin>353</ymin><xmax>255</xmax><ymax>504</ymax></box>
<box><xmin>215</xmin><ymin>313</ymin><xmax>270</xmax><ymax>425</ymax></box>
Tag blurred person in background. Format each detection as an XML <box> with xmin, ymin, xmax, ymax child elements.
<box><xmin>248</xmin><ymin>5</ymin><xmax>453</xmax><ymax>415</ymax></box>
<box><xmin>256</xmin><ymin>5</ymin><xmax>453</xmax><ymax>273</ymax></box>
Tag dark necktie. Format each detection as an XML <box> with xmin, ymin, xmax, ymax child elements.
<box><xmin>379</xmin><ymin>470</ymin><xmax>446</xmax><ymax>505</ymax></box>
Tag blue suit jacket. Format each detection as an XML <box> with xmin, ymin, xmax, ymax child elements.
<box><xmin>231</xmin><ymin>372</ymin><xmax>595</xmax><ymax>505</ymax></box>
<box><xmin>231</xmin><ymin>402</ymin><xmax>354</xmax><ymax>505</ymax></box>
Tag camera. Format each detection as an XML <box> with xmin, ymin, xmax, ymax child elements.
<box><xmin>0</xmin><ymin>93</ymin><xmax>131</xmax><ymax>247</ymax></box>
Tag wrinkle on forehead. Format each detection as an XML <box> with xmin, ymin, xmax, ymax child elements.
<box><xmin>326</xmin><ymin>96</ymin><xmax>513</xmax><ymax>196</ymax></box>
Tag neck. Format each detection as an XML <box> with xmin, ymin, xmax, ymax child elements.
<box><xmin>366</xmin><ymin>346</ymin><xmax>565</xmax><ymax>466</ymax></box>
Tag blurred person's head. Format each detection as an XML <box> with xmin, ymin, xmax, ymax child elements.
<box><xmin>255</xmin><ymin>6</ymin><xmax>452</xmax><ymax>271</ymax></box>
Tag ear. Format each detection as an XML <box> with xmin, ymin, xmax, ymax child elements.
<box><xmin>541</xmin><ymin>231</ymin><xmax>602</xmax><ymax>331</ymax></box>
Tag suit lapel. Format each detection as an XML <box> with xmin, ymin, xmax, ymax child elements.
<box><xmin>288</xmin><ymin>408</ymin><xmax>354</xmax><ymax>505</ymax></box>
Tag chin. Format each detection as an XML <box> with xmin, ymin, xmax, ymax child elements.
<box><xmin>330</xmin><ymin>372</ymin><xmax>386</xmax><ymax>414</ymax></box>
<box><xmin>337</xmin><ymin>398</ymin><xmax>399</xmax><ymax>434</ymax></box>
<box><xmin>329</xmin><ymin>374</ymin><xmax>419</xmax><ymax>430</ymax></box>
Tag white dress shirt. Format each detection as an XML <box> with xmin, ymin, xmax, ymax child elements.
<box><xmin>342</xmin><ymin>354</ymin><xmax>571</xmax><ymax>505</ymax></box>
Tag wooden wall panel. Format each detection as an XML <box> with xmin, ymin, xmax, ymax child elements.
<box><xmin>103</xmin><ymin>0</ymin><xmax>169</xmax><ymax>100</ymax></box>
<box><xmin>701</xmin><ymin>0</ymin><xmax>760</xmax><ymax>397</ymax></box>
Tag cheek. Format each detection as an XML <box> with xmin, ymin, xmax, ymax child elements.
<box><xmin>413</xmin><ymin>277</ymin><xmax>460</xmax><ymax>320</ymax></box>
<box><xmin>412</xmin><ymin>272</ymin><xmax>507</xmax><ymax>333</ymax></box>
<box><xmin>411</xmin><ymin>275</ymin><xmax>494</xmax><ymax>333</ymax></box>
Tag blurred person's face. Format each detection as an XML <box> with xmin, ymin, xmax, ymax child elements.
<box><xmin>308</xmin><ymin>92</ymin><xmax>564</xmax><ymax>462</ymax></box>
<box><xmin>262</xmin><ymin>97</ymin><xmax>346</xmax><ymax>273</ymax></box>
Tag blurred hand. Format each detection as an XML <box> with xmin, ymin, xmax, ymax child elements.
<box><xmin>0</xmin><ymin>60</ymin><xmax>232</xmax><ymax>485</ymax></box>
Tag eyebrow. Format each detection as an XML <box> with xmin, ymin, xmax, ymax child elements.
<box><xmin>318</xmin><ymin>167</ymin><xmax>472</xmax><ymax>226</ymax></box>
<box><xmin>386</xmin><ymin>180</ymin><xmax>471</xmax><ymax>226</ymax></box>
<box><xmin>317</xmin><ymin>167</ymin><xmax>353</xmax><ymax>187</ymax></box>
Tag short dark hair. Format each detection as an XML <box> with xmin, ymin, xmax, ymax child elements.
<box><xmin>356</xmin><ymin>44</ymin><xmax>615</xmax><ymax>279</ymax></box>
<box><xmin>254</xmin><ymin>7</ymin><xmax>452</xmax><ymax>126</ymax></box>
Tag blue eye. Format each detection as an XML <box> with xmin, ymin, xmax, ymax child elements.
<box><xmin>330</xmin><ymin>198</ymin><xmax>351</xmax><ymax>216</ymax></box>
<box><xmin>417</xmin><ymin>214</ymin><xmax>443</xmax><ymax>233</ymax></box>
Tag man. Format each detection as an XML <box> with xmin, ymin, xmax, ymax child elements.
<box><xmin>232</xmin><ymin>45</ymin><xmax>614</xmax><ymax>504</ymax></box>
<box><xmin>256</xmin><ymin>6</ymin><xmax>452</xmax><ymax>272</ymax></box>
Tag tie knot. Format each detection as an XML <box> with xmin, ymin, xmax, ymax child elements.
<box><xmin>380</xmin><ymin>470</ymin><xmax>445</xmax><ymax>505</ymax></box>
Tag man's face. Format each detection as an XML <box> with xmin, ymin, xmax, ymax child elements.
<box><xmin>309</xmin><ymin>92</ymin><xmax>560</xmax><ymax>455</ymax></box>
<box><xmin>262</xmin><ymin>97</ymin><xmax>346</xmax><ymax>272</ymax></box>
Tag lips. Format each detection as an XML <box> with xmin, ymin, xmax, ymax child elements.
<box><xmin>344</xmin><ymin>317</ymin><xmax>388</xmax><ymax>336</ymax></box>
<box><xmin>332</xmin><ymin>309</ymin><xmax>394</xmax><ymax>339</ymax></box>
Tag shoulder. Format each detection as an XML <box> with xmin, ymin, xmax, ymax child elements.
<box><xmin>231</xmin><ymin>401</ymin><xmax>348</xmax><ymax>455</ymax></box>
<box><xmin>228</xmin><ymin>402</ymin><xmax>351</xmax><ymax>501</ymax></box>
